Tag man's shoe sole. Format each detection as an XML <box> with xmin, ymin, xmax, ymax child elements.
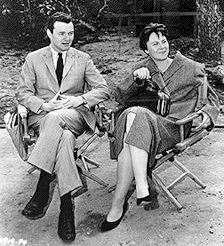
<box><xmin>21</xmin><ymin>178</ymin><xmax>56</xmax><ymax>220</ymax></box>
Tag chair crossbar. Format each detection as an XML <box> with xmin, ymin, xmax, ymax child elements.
<box><xmin>76</xmin><ymin>133</ymin><xmax>99</xmax><ymax>157</ymax></box>
<box><xmin>27</xmin><ymin>131</ymin><xmax>108</xmax><ymax>187</ymax></box>
<box><xmin>28</xmin><ymin>158</ymin><xmax>108</xmax><ymax>188</ymax></box>
<box><xmin>80</xmin><ymin>155</ymin><xmax>100</xmax><ymax>168</ymax></box>
<box><xmin>153</xmin><ymin>157</ymin><xmax>206</xmax><ymax>209</ymax></box>
<box><xmin>152</xmin><ymin>172</ymin><xmax>183</xmax><ymax>210</ymax></box>
<box><xmin>16</xmin><ymin>103</ymin><xmax>109</xmax><ymax>194</ymax></box>
<box><xmin>155</xmin><ymin>151</ymin><xmax>175</xmax><ymax>168</ymax></box>
<box><xmin>78</xmin><ymin>166</ymin><xmax>108</xmax><ymax>187</ymax></box>
<box><xmin>166</xmin><ymin>172</ymin><xmax>188</xmax><ymax>190</ymax></box>
<box><xmin>173</xmin><ymin>159</ymin><xmax>206</xmax><ymax>189</ymax></box>
<box><xmin>75</xmin><ymin>132</ymin><xmax>109</xmax><ymax>187</ymax></box>
<box><xmin>175</xmin><ymin>130</ymin><xmax>208</xmax><ymax>152</ymax></box>
<box><xmin>27</xmin><ymin>165</ymin><xmax>39</xmax><ymax>174</ymax></box>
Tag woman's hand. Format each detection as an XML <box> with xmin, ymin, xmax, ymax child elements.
<box><xmin>133</xmin><ymin>67</ymin><xmax>151</xmax><ymax>80</ymax></box>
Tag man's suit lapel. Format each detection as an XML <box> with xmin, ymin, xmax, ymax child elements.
<box><xmin>42</xmin><ymin>47</ymin><xmax>57</xmax><ymax>80</ymax></box>
<box><xmin>63</xmin><ymin>49</ymin><xmax>75</xmax><ymax>79</ymax></box>
<box><xmin>41</xmin><ymin>47</ymin><xmax>75</xmax><ymax>91</ymax></box>
<box><xmin>42</xmin><ymin>47</ymin><xmax>59</xmax><ymax>92</ymax></box>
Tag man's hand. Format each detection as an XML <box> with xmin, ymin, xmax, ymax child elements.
<box><xmin>41</xmin><ymin>95</ymin><xmax>84</xmax><ymax>112</ymax></box>
<box><xmin>58</xmin><ymin>95</ymin><xmax>84</xmax><ymax>109</ymax></box>
<box><xmin>41</xmin><ymin>94</ymin><xmax>63</xmax><ymax>112</ymax></box>
<box><xmin>133</xmin><ymin>67</ymin><xmax>151</xmax><ymax>80</ymax></box>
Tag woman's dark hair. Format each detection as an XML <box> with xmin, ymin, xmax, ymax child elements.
<box><xmin>47</xmin><ymin>12</ymin><xmax>73</xmax><ymax>33</ymax></box>
<box><xmin>139</xmin><ymin>23</ymin><xmax>168</xmax><ymax>51</ymax></box>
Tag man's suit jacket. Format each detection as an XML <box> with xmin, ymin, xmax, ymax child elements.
<box><xmin>16</xmin><ymin>46</ymin><xmax>110</xmax><ymax>130</ymax></box>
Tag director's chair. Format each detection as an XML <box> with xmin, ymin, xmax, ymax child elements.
<box><xmin>106</xmin><ymin>74</ymin><xmax>212</xmax><ymax>210</ymax></box>
<box><xmin>17</xmin><ymin>103</ymin><xmax>109</xmax><ymax>191</ymax></box>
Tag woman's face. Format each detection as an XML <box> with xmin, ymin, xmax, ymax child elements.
<box><xmin>145</xmin><ymin>31</ymin><xmax>169</xmax><ymax>61</ymax></box>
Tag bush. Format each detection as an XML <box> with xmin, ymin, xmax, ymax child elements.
<box><xmin>0</xmin><ymin>0</ymin><xmax>108</xmax><ymax>45</ymax></box>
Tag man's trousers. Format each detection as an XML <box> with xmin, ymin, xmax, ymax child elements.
<box><xmin>28</xmin><ymin>108</ymin><xmax>88</xmax><ymax>196</ymax></box>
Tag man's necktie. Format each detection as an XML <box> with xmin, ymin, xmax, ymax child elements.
<box><xmin>56</xmin><ymin>53</ymin><xmax>63</xmax><ymax>86</ymax></box>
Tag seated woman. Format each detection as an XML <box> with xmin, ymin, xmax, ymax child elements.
<box><xmin>100</xmin><ymin>23</ymin><xmax>220</xmax><ymax>232</ymax></box>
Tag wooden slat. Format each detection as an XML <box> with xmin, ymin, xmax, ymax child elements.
<box><xmin>104</xmin><ymin>11</ymin><xmax>199</xmax><ymax>18</ymax></box>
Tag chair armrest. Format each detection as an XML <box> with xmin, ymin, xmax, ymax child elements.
<box><xmin>106</xmin><ymin>104</ymin><xmax>124</xmax><ymax>115</ymax></box>
<box><xmin>175</xmin><ymin>129</ymin><xmax>209</xmax><ymax>152</ymax></box>
<box><xmin>102</xmin><ymin>104</ymin><xmax>124</xmax><ymax>135</ymax></box>
<box><xmin>95</xmin><ymin>101</ymin><xmax>122</xmax><ymax>136</ymax></box>
<box><xmin>176</xmin><ymin>111</ymin><xmax>210</xmax><ymax>126</ymax></box>
<box><xmin>176</xmin><ymin>111</ymin><xmax>211</xmax><ymax>142</ymax></box>
<box><xmin>95</xmin><ymin>102</ymin><xmax>108</xmax><ymax>135</ymax></box>
<box><xmin>97</xmin><ymin>102</ymin><xmax>106</xmax><ymax>111</ymax></box>
<box><xmin>17</xmin><ymin>104</ymin><xmax>32</xmax><ymax>143</ymax></box>
<box><xmin>17</xmin><ymin>104</ymin><xmax>28</xmax><ymax>118</ymax></box>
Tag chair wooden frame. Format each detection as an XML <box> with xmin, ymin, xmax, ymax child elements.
<box><xmin>106</xmin><ymin>74</ymin><xmax>210</xmax><ymax>210</ymax></box>
<box><xmin>17</xmin><ymin>103</ymin><xmax>109</xmax><ymax>188</ymax></box>
<box><xmin>151</xmin><ymin>111</ymin><xmax>208</xmax><ymax>210</ymax></box>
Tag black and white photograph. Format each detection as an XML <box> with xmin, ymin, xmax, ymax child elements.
<box><xmin>0</xmin><ymin>0</ymin><xmax>224</xmax><ymax>245</ymax></box>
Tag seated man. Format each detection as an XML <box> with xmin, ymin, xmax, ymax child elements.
<box><xmin>100</xmin><ymin>23</ymin><xmax>220</xmax><ymax>232</ymax></box>
<box><xmin>16</xmin><ymin>12</ymin><xmax>110</xmax><ymax>242</ymax></box>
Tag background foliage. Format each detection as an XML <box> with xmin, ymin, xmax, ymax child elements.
<box><xmin>0</xmin><ymin>0</ymin><xmax>111</xmax><ymax>45</ymax></box>
<box><xmin>0</xmin><ymin>0</ymin><xmax>224</xmax><ymax>60</ymax></box>
<box><xmin>196</xmin><ymin>0</ymin><xmax>223</xmax><ymax>60</ymax></box>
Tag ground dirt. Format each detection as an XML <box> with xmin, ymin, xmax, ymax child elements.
<box><xmin>1</xmin><ymin>32</ymin><xmax>224</xmax><ymax>246</ymax></box>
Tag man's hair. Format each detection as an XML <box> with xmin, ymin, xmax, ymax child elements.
<box><xmin>47</xmin><ymin>12</ymin><xmax>73</xmax><ymax>33</ymax></box>
<box><xmin>139</xmin><ymin>23</ymin><xmax>168</xmax><ymax>51</ymax></box>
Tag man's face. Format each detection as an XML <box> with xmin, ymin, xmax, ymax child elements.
<box><xmin>145</xmin><ymin>31</ymin><xmax>169</xmax><ymax>61</ymax></box>
<box><xmin>47</xmin><ymin>21</ymin><xmax>74</xmax><ymax>52</ymax></box>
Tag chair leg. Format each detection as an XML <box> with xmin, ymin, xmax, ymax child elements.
<box><xmin>80</xmin><ymin>168</ymin><xmax>108</xmax><ymax>187</ymax></box>
<box><xmin>80</xmin><ymin>154</ymin><xmax>100</xmax><ymax>169</ymax></box>
<box><xmin>172</xmin><ymin>158</ymin><xmax>206</xmax><ymax>189</ymax></box>
<box><xmin>152</xmin><ymin>157</ymin><xmax>206</xmax><ymax>210</ymax></box>
<box><xmin>152</xmin><ymin>172</ymin><xmax>183</xmax><ymax>210</ymax></box>
<box><xmin>27</xmin><ymin>166</ymin><xmax>38</xmax><ymax>174</ymax></box>
<box><xmin>74</xmin><ymin>133</ymin><xmax>108</xmax><ymax>187</ymax></box>
<box><xmin>108</xmin><ymin>184</ymin><xmax>116</xmax><ymax>193</ymax></box>
<box><xmin>78</xmin><ymin>154</ymin><xmax>108</xmax><ymax>187</ymax></box>
<box><xmin>28</xmin><ymin>164</ymin><xmax>108</xmax><ymax>188</ymax></box>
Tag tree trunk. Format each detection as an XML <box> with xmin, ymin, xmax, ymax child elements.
<box><xmin>196</xmin><ymin>0</ymin><xmax>223</xmax><ymax>60</ymax></box>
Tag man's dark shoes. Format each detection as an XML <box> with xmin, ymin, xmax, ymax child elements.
<box><xmin>100</xmin><ymin>201</ymin><xmax>129</xmax><ymax>232</ymax></box>
<box><xmin>22</xmin><ymin>190</ymin><xmax>50</xmax><ymax>220</ymax></box>
<box><xmin>58</xmin><ymin>206</ymin><xmax>76</xmax><ymax>242</ymax></box>
<box><xmin>58</xmin><ymin>192</ymin><xmax>76</xmax><ymax>242</ymax></box>
<box><xmin>22</xmin><ymin>172</ymin><xmax>56</xmax><ymax>220</ymax></box>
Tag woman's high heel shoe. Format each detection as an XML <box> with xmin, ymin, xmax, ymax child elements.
<box><xmin>100</xmin><ymin>201</ymin><xmax>129</xmax><ymax>232</ymax></box>
<box><xmin>136</xmin><ymin>188</ymin><xmax>159</xmax><ymax>210</ymax></box>
<box><xmin>136</xmin><ymin>194</ymin><xmax>152</xmax><ymax>206</ymax></box>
